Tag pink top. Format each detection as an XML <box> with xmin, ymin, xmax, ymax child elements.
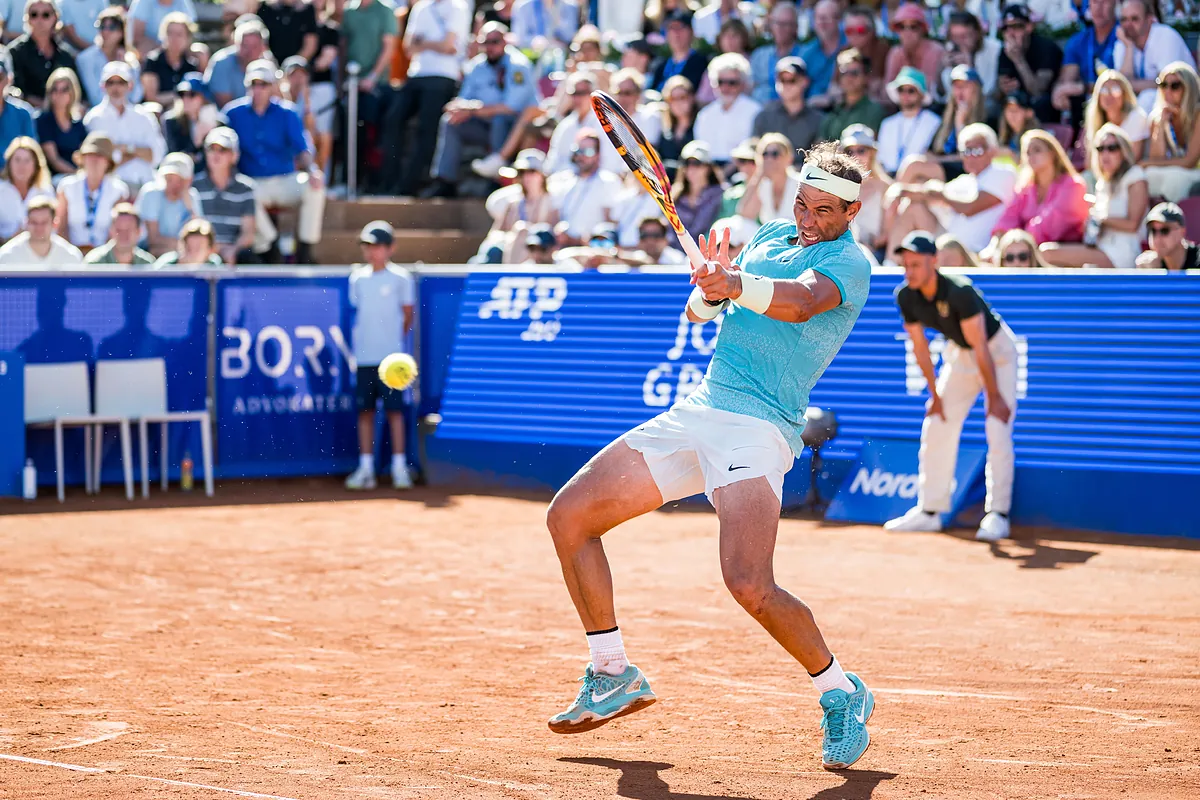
<box><xmin>992</xmin><ymin>173</ymin><xmax>1089</xmax><ymax>244</ymax></box>
<box><xmin>884</xmin><ymin>39</ymin><xmax>945</xmax><ymax>93</ymax></box>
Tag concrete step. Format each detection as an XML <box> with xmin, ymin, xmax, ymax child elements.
<box><xmin>324</xmin><ymin>198</ymin><xmax>492</xmax><ymax>233</ymax></box>
<box><xmin>312</xmin><ymin>229</ymin><xmax>484</xmax><ymax>265</ymax></box>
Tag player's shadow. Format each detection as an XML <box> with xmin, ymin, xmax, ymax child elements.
<box><xmin>988</xmin><ymin>539</ymin><xmax>1099</xmax><ymax>569</ymax></box>
<box><xmin>560</xmin><ymin>757</ymin><xmax>896</xmax><ymax>800</ymax></box>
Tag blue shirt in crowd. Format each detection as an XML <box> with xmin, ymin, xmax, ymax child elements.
<box><xmin>223</xmin><ymin>97</ymin><xmax>310</xmax><ymax>178</ymax></box>
<box><xmin>0</xmin><ymin>97</ymin><xmax>36</xmax><ymax>169</ymax></box>
<box><xmin>129</xmin><ymin>0</ymin><xmax>197</xmax><ymax>41</ymax></box>
<box><xmin>1062</xmin><ymin>23</ymin><xmax>1118</xmax><ymax>87</ymax></box>
<box><xmin>749</xmin><ymin>42</ymin><xmax>803</xmax><ymax>104</ymax></box>
<box><xmin>59</xmin><ymin>0</ymin><xmax>109</xmax><ymax>40</ymax></box>
<box><xmin>135</xmin><ymin>181</ymin><xmax>203</xmax><ymax>242</ymax></box>
<box><xmin>458</xmin><ymin>47</ymin><xmax>537</xmax><ymax>113</ymax></box>
<box><xmin>205</xmin><ymin>45</ymin><xmax>247</xmax><ymax>104</ymax></box>
<box><xmin>797</xmin><ymin>34</ymin><xmax>845</xmax><ymax>100</ymax></box>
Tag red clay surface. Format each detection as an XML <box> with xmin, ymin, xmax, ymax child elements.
<box><xmin>1</xmin><ymin>483</ymin><xmax>1198</xmax><ymax>799</ymax></box>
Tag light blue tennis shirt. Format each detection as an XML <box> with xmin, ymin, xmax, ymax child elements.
<box><xmin>685</xmin><ymin>219</ymin><xmax>871</xmax><ymax>456</ymax></box>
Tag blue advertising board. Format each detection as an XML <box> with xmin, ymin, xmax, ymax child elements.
<box><xmin>824</xmin><ymin>439</ymin><xmax>987</xmax><ymax>524</ymax></box>
<box><xmin>214</xmin><ymin>277</ymin><xmax>360</xmax><ymax>478</ymax></box>
<box><xmin>434</xmin><ymin>270</ymin><xmax>1200</xmax><ymax>538</ymax></box>
<box><xmin>0</xmin><ymin>350</ymin><xmax>24</xmax><ymax>497</ymax></box>
<box><xmin>0</xmin><ymin>275</ymin><xmax>208</xmax><ymax>488</ymax></box>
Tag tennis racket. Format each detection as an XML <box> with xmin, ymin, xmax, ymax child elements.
<box><xmin>590</xmin><ymin>90</ymin><xmax>709</xmax><ymax>274</ymax></box>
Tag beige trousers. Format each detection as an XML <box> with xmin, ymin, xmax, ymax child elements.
<box><xmin>918</xmin><ymin>325</ymin><xmax>1019</xmax><ymax>515</ymax></box>
<box><xmin>252</xmin><ymin>172</ymin><xmax>326</xmax><ymax>250</ymax></box>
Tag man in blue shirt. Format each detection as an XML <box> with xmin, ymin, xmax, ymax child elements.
<box><xmin>749</xmin><ymin>1</ymin><xmax>803</xmax><ymax>104</ymax></box>
<box><xmin>425</xmin><ymin>22</ymin><xmax>536</xmax><ymax>196</ymax></box>
<box><xmin>544</xmin><ymin>141</ymin><xmax>877</xmax><ymax>772</ymax></box>
<box><xmin>223</xmin><ymin>60</ymin><xmax>326</xmax><ymax>264</ymax></box>
<box><xmin>0</xmin><ymin>50</ymin><xmax>35</xmax><ymax>169</ymax></box>
<box><xmin>650</xmin><ymin>9</ymin><xmax>708</xmax><ymax>93</ymax></box>
<box><xmin>797</xmin><ymin>0</ymin><xmax>846</xmax><ymax>108</ymax></box>
<box><xmin>1051</xmin><ymin>0</ymin><xmax>1117</xmax><ymax>125</ymax></box>
<box><xmin>205</xmin><ymin>17</ymin><xmax>270</xmax><ymax>107</ymax></box>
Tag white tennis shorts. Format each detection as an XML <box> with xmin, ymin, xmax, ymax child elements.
<box><xmin>624</xmin><ymin>404</ymin><xmax>795</xmax><ymax>505</ymax></box>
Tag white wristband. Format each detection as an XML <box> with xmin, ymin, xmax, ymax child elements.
<box><xmin>736</xmin><ymin>273</ymin><xmax>775</xmax><ymax>314</ymax></box>
<box><xmin>687</xmin><ymin>287</ymin><xmax>726</xmax><ymax>320</ymax></box>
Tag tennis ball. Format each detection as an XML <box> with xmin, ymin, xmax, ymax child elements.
<box><xmin>378</xmin><ymin>352</ymin><xmax>417</xmax><ymax>391</ymax></box>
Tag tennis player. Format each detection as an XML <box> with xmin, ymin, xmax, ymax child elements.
<box><xmin>546</xmin><ymin>141</ymin><xmax>876</xmax><ymax>770</ymax></box>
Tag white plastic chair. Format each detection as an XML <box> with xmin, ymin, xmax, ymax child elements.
<box><xmin>94</xmin><ymin>358</ymin><xmax>213</xmax><ymax>498</ymax></box>
<box><xmin>24</xmin><ymin>362</ymin><xmax>134</xmax><ymax>502</ymax></box>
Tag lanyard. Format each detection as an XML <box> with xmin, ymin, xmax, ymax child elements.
<box><xmin>661</xmin><ymin>55</ymin><xmax>687</xmax><ymax>83</ymax></box>
<box><xmin>85</xmin><ymin>183</ymin><xmax>101</xmax><ymax>240</ymax></box>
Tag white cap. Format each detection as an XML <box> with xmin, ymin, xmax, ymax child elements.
<box><xmin>158</xmin><ymin>152</ymin><xmax>194</xmax><ymax>181</ymax></box>
<box><xmin>100</xmin><ymin>60</ymin><xmax>134</xmax><ymax>85</ymax></box>
<box><xmin>244</xmin><ymin>59</ymin><xmax>279</xmax><ymax>87</ymax></box>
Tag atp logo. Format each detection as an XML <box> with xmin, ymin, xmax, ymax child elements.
<box><xmin>642</xmin><ymin>310</ymin><xmax>723</xmax><ymax>407</ymax></box>
<box><xmin>478</xmin><ymin>276</ymin><xmax>568</xmax><ymax>342</ymax></box>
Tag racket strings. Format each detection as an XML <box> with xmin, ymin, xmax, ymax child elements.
<box><xmin>598</xmin><ymin>106</ymin><xmax>666</xmax><ymax>197</ymax></box>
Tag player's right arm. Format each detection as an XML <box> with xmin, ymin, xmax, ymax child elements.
<box><xmin>904</xmin><ymin>322</ymin><xmax>944</xmax><ymax>420</ymax></box>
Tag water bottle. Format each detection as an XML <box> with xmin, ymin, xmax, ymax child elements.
<box><xmin>1083</xmin><ymin>214</ymin><xmax>1101</xmax><ymax>247</ymax></box>
<box><xmin>22</xmin><ymin>458</ymin><xmax>36</xmax><ymax>500</ymax></box>
<box><xmin>181</xmin><ymin>452</ymin><xmax>194</xmax><ymax>492</ymax></box>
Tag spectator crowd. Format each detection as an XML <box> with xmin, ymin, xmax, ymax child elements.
<box><xmin>0</xmin><ymin>0</ymin><xmax>1193</xmax><ymax>270</ymax></box>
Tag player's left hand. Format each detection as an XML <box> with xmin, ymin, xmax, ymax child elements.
<box><xmin>692</xmin><ymin>226</ymin><xmax>741</xmax><ymax>302</ymax></box>
<box><xmin>986</xmin><ymin>392</ymin><xmax>1012</xmax><ymax>424</ymax></box>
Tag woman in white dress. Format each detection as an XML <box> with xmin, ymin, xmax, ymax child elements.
<box><xmin>0</xmin><ymin>137</ymin><xmax>55</xmax><ymax>242</ymax></box>
<box><xmin>55</xmin><ymin>132</ymin><xmax>131</xmax><ymax>252</ymax></box>
<box><xmin>1142</xmin><ymin>62</ymin><xmax>1200</xmax><ymax>202</ymax></box>
<box><xmin>1085</xmin><ymin>70</ymin><xmax>1149</xmax><ymax>161</ymax></box>
<box><xmin>1041</xmin><ymin>124</ymin><xmax>1148</xmax><ymax>269</ymax></box>
<box><xmin>735</xmin><ymin>132</ymin><xmax>800</xmax><ymax>226</ymax></box>
<box><xmin>839</xmin><ymin>124</ymin><xmax>891</xmax><ymax>258</ymax></box>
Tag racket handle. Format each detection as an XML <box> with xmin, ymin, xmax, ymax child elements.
<box><xmin>678</xmin><ymin>232</ymin><xmax>709</xmax><ymax>276</ymax></box>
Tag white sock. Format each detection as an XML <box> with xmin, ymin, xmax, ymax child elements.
<box><xmin>358</xmin><ymin>454</ymin><xmax>373</xmax><ymax>472</ymax></box>
<box><xmin>810</xmin><ymin>655</ymin><xmax>856</xmax><ymax>695</ymax></box>
<box><xmin>391</xmin><ymin>453</ymin><xmax>407</xmax><ymax>473</ymax></box>
<box><xmin>586</xmin><ymin>627</ymin><xmax>629</xmax><ymax>676</ymax></box>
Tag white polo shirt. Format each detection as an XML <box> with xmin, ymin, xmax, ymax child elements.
<box><xmin>83</xmin><ymin>99</ymin><xmax>167</xmax><ymax>189</ymax></box>
<box><xmin>694</xmin><ymin>94</ymin><xmax>762</xmax><ymax>161</ymax></box>
<box><xmin>0</xmin><ymin>233</ymin><xmax>83</xmax><ymax>266</ymax></box>
<box><xmin>349</xmin><ymin>263</ymin><xmax>416</xmax><ymax>366</ymax></box>
<box><xmin>876</xmin><ymin>108</ymin><xmax>940</xmax><ymax>175</ymax></box>
<box><xmin>940</xmin><ymin>162</ymin><xmax>1017</xmax><ymax>253</ymax></box>
<box><xmin>692</xmin><ymin>2</ymin><xmax>762</xmax><ymax>45</ymax></box>
<box><xmin>406</xmin><ymin>0</ymin><xmax>472</xmax><ymax>80</ymax></box>
<box><xmin>549</xmin><ymin>168</ymin><xmax>623</xmax><ymax>240</ymax></box>
<box><xmin>543</xmin><ymin>110</ymin><xmax>627</xmax><ymax>176</ymax></box>
<box><xmin>1113</xmin><ymin>23</ymin><xmax>1197</xmax><ymax>114</ymax></box>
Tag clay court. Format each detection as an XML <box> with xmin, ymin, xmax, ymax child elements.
<box><xmin>1</xmin><ymin>485</ymin><xmax>1197</xmax><ymax>800</ymax></box>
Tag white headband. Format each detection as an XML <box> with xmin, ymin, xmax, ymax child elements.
<box><xmin>799</xmin><ymin>163</ymin><xmax>861</xmax><ymax>202</ymax></box>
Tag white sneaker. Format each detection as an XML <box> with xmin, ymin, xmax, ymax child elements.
<box><xmin>471</xmin><ymin>153</ymin><xmax>506</xmax><ymax>178</ymax></box>
<box><xmin>392</xmin><ymin>467</ymin><xmax>413</xmax><ymax>490</ymax></box>
<box><xmin>884</xmin><ymin>506</ymin><xmax>943</xmax><ymax>532</ymax></box>
<box><xmin>344</xmin><ymin>465</ymin><xmax>376</xmax><ymax>490</ymax></box>
<box><xmin>975</xmin><ymin>512</ymin><xmax>1010</xmax><ymax>541</ymax></box>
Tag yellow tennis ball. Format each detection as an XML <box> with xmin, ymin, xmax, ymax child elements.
<box><xmin>378</xmin><ymin>352</ymin><xmax>417</xmax><ymax>391</ymax></box>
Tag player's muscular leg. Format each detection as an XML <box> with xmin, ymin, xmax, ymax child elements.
<box><xmin>546</xmin><ymin>440</ymin><xmax>664</xmax><ymax>631</ymax></box>
<box><xmin>714</xmin><ymin>477</ymin><xmax>834</xmax><ymax>673</ymax></box>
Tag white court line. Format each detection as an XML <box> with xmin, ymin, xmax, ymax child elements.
<box><xmin>442</xmin><ymin>771</ymin><xmax>552</xmax><ymax>792</ymax></box>
<box><xmin>1</xmin><ymin>752</ymin><xmax>304</xmax><ymax>800</ymax></box>
<box><xmin>47</xmin><ymin>726</ymin><xmax>130</xmax><ymax>751</ymax></box>
<box><xmin>0</xmin><ymin>753</ymin><xmax>106</xmax><ymax>772</ymax></box>
<box><xmin>227</xmin><ymin>721</ymin><xmax>368</xmax><ymax>754</ymax></box>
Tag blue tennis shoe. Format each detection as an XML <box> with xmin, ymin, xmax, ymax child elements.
<box><xmin>548</xmin><ymin>663</ymin><xmax>657</xmax><ymax>734</ymax></box>
<box><xmin>819</xmin><ymin>672</ymin><xmax>875</xmax><ymax>769</ymax></box>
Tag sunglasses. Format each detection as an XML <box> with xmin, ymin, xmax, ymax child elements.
<box><xmin>897</xmin><ymin>85</ymin><xmax>919</xmax><ymax>95</ymax></box>
<box><xmin>527</xmin><ymin>244</ymin><xmax>547</xmax><ymax>252</ymax></box>
<box><xmin>895</xmin><ymin>22</ymin><xmax>923</xmax><ymax>32</ymax></box>
<box><xmin>762</xmin><ymin>149</ymin><xmax>784</xmax><ymax>159</ymax></box>
<box><xmin>572</xmin><ymin>146</ymin><xmax>598</xmax><ymax>157</ymax></box>
<box><xmin>840</xmin><ymin>67</ymin><xmax>864</xmax><ymax>78</ymax></box>
<box><xmin>959</xmin><ymin>146</ymin><xmax>987</xmax><ymax>157</ymax></box>
<box><xmin>639</xmin><ymin>230</ymin><xmax>666</xmax><ymax>239</ymax></box>
<box><xmin>1101</xmin><ymin>84</ymin><xmax>1124</xmax><ymax>96</ymax></box>
<box><xmin>1095</xmin><ymin>142</ymin><xmax>1121</xmax><ymax>153</ymax></box>
<box><xmin>28</xmin><ymin>9</ymin><xmax>53</xmax><ymax>19</ymax></box>
<box><xmin>1003</xmin><ymin>251</ymin><xmax>1032</xmax><ymax>264</ymax></box>
<box><xmin>482</xmin><ymin>37</ymin><xmax>504</xmax><ymax>45</ymax></box>
<box><xmin>1118</xmin><ymin>15</ymin><xmax>1142</xmax><ymax>24</ymax></box>
<box><xmin>683</xmin><ymin>158</ymin><xmax>706</xmax><ymax>167</ymax></box>
<box><xmin>50</xmin><ymin>84</ymin><xmax>71</xmax><ymax>94</ymax></box>
<box><xmin>1148</xmin><ymin>225</ymin><xmax>1177</xmax><ymax>236</ymax></box>
<box><xmin>844</xmin><ymin>145</ymin><xmax>872</xmax><ymax>157</ymax></box>
<box><xmin>616</xmin><ymin>87</ymin><xmax>640</xmax><ymax>96</ymax></box>
<box><xmin>717</xmin><ymin>77</ymin><xmax>742</xmax><ymax>87</ymax></box>
<box><xmin>105</xmin><ymin>78</ymin><xmax>128</xmax><ymax>87</ymax></box>
<box><xmin>776</xmin><ymin>75</ymin><xmax>800</xmax><ymax>85</ymax></box>
<box><xmin>1158</xmin><ymin>79</ymin><xmax>1185</xmax><ymax>92</ymax></box>
<box><xmin>843</xmin><ymin>24</ymin><xmax>870</xmax><ymax>36</ymax></box>
<box><xmin>668</xmin><ymin>94</ymin><xmax>691</xmax><ymax>103</ymax></box>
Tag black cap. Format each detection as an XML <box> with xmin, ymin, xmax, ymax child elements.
<box><xmin>775</xmin><ymin>56</ymin><xmax>808</xmax><ymax>78</ymax></box>
<box><xmin>1004</xmin><ymin>89</ymin><xmax>1032</xmax><ymax>108</ymax></box>
<box><xmin>360</xmin><ymin>220</ymin><xmax>395</xmax><ymax>245</ymax></box>
<box><xmin>623</xmin><ymin>35</ymin><xmax>654</xmax><ymax>58</ymax></box>
<box><xmin>894</xmin><ymin>231</ymin><xmax>938</xmax><ymax>257</ymax></box>
<box><xmin>1145</xmin><ymin>202</ymin><xmax>1186</xmax><ymax>226</ymax></box>
<box><xmin>664</xmin><ymin>9</ymin><xmax>694</xmax><ymax>27</ymax></box>
<box><xmin>526</xmin><ymin>224</ymin><xmax>556</xmax><ymax>249</ymax></box>
<box><xmin>1001</xmin><ymin>3</ymin><xmax>1031</xmax><ymax>28</ymax></box>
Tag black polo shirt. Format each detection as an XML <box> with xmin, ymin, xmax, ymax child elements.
<box><xmin>895</xmin><ymin>272</ymin><xmax>1002</xmax><ymax>349</ymax></box>
<box><xmin>997</xmin><ymin>33</ymin><xmax>1062</xmax><ymax>96</ymax></box>
<box><xmin>258</xmin><ymin>0</ymin><xmax>319</xmax><ymax>63</ymax></box>
<box><xmin>145</xmin><ymin>49</ymin><xmax>200</xmax><ymax>96</ymax></box>
<box><xmin>8</xmin><ymin>35</ymin><xmax>76</xmax><ymax>105</ymax></box>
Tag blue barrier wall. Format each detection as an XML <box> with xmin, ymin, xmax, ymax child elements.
<box><xmin>0</xmin><ymin>275</ymin><xmax>208</xmax><ymax>487</ymax></box>
<box><xmin>0</xmin><ymin>351</ymin><xmax>24</xmax><ymax>497</ymax></box>
<box><xmin>433</xmin><ymin>270</ymin><xmax>1200</xmax><ymax>538</ymax></box>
